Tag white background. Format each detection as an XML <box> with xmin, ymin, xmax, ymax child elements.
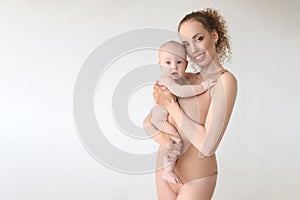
<box><xmin>1</xmin><ymin>0</ymin><xmax>300</xmax><ymax>199</ymax></box>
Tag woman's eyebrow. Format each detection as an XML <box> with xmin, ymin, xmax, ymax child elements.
<box><xmin>181</xmin><ymin>33</ymin><xmax>204</xmax><ymax>42</ymax></box>
<box><xmin>192</xmin><ymin>33</ymin><xmax>203</xmax><ymax>39</ymax></box>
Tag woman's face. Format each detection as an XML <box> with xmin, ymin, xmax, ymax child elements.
<box><xmin>179</xmin><ymin>20</ymin><xmax>218</xmax><ymax>67</ymax></box>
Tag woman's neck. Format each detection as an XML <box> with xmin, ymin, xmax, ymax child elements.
<box><xmin>200</xmin><ymin>58</ymin><xmax>223</xmax><ymax>77</ymax></box>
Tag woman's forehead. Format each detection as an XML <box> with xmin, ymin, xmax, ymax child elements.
<box><xmin>179</xmin><ymin>20</ymin><xmax>207</xmax><ymax>39</ymax></box>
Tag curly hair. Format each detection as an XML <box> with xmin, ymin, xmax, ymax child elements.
<box><xmin>178</xmin><ymin>8</ymin><xmax>231</xmax><ymax>64</ymax></box>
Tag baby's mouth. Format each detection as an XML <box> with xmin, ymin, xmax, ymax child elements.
<box><xmin>171</xmin><ymin>71</ymin><xmax>179</xmax><ymax>76</ymax></box>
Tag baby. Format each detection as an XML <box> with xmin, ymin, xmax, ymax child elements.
<box><xmin>150</xmin><ymin>41</ymin><xmax>218</xmax><ymax>184</ymax></box>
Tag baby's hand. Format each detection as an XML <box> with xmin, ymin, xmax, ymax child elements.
<box><xmin>202</xmin><ymin>78</ymin><xmax>217</xmax><ymax>90</ymax></box>
<box><xmin>203</xmin><ymin>72</ymin><xmax>221</xmax><ymax>89</ymax></box>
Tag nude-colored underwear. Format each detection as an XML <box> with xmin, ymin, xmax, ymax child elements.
<box><xmin>176</xmin><ymin>173</ymin><xmax>218</xmax><ymax>200</ymax></box>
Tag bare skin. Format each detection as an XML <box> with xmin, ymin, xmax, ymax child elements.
<box><xmin>152</xmin><ymin>41</ymin><xmax>219</xmax><ymax>185</ymax></box>
<box><xmin>144</xmin><ymin>19</ymin><xmax>237</xmax><ymax>199</ymax></box>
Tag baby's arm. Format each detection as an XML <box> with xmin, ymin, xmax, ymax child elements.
<box><xmin>151</xmin><ymin>105</ymin><xmax>179</xmax><ymax>136</ymax></box>
<box><xmin>164</xmin><ymin>73</ymin><xmax>237</xmax><ymax>157</ymax></box>
<box><xmin>159</xmin><ymin>76</ymin><xmax>216</xmax><ymax>98</ymax></box>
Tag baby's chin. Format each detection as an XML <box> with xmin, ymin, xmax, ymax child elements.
<box><xmin>169</xmin><ymin>73</ymin><xmax>184</xmax><ymax>80</ymax></box>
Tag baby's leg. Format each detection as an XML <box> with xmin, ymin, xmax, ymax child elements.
<box><xmin>156</xmin><ymin>147</ymin><xmax>177</xmax><ymax>200</ymax></box>
<box><xmin>162</xmin><ymin>156</ymin><xmax>182</xmax><ymax>184</ymax></box>
<box><xmin>151</xmin><ymin>105</ymin><xmax>178</xmax><ymax>136</ymax></box>
<box><xmin>151</xmin><ymin>105</ymin><xmax>182</xmax><ymax>184</ymax></box>
<box><xmin>162</xmin><ymin>137</ymin><xmax>183</xmax><ymax>184</ymax></box>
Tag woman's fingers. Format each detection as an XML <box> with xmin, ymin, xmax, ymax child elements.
<box><xmin>152</xmin><ymin>82</ymin><xmax>161</xmax><ymax>103</ymax></box>
<box><xmin>152</xmin><ymin>82</ymin><xmax>159</xmax><ymax>103</ymax></box>
<box><xmin>152</xmin><ymin>89</ymin><xmax>158</xmax><ymax>102</ymax></box>
<box><xmin>153</xmin><ymin>81</ymin><xmax>176</xmax><ymax>108</ymax></box>
<box><xmin>154</xmin><ymin>83</ymin><xmax>162</xmax><ymax>93</ymax></box>
<box><xmin>154</xmin><ymin>82</ymin><xmax>168</xmax><ymax>93</ymax></box>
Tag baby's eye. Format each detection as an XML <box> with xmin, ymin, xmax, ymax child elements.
<box><xmin>195</xmin><ymin>36</ymin><xmax>204</xmax><ymax>42</ymax></box>
<box><xmin>166</xmin><ymin>61</ymin><xmax>171</xmax><ymax>65</ymax></box>
<box><xmin>177</xmin><ymin>61</ymin><xmax>182</xmax><ymax>64</ymax></box>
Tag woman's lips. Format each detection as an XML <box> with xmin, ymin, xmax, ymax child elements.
<box><xmin>194</xmin><ymin>52</ymin><xmax>205</xmax><ymax>62</ymax></box>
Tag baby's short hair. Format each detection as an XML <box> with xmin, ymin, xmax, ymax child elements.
<box><xmin>159</xmin><ymin>40</ymin><xmax>187</xmax><ymax>59</ymax></box>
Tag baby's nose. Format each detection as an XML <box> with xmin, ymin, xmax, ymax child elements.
<box><xmin>171</xmin><ymin>63</ymin><xmax>178</xmax><ymax>69</ymax></box>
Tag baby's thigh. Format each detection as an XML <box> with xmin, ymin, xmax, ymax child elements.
<box><xmin>151</xmin><ymin>105</ymin><xmax>168</xmax><ymax>121</ymax></box>
<box><xmin>155</xmin><ymin>168</ymin><xmax>177</xmax><ymax>200</ymax></box>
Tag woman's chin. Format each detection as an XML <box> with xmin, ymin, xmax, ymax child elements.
<box><xmin>193</xmin><ymin>58</ymin><xmax>213</xmax><ymax>68</ymax></box>
<box><xmin>193</xmin><ymin>61</ymin><xmax>206</xmax><ymax>68</ymax></box>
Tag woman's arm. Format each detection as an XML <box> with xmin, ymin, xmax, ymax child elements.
<box><xmin>155</xmin><ymin>72</ymin><xmax>237</xmax><ymax>157</ymax></box>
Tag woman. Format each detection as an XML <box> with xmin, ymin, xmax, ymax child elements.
<box><xmin>144</xmin><ymin>8</ymin><xmax>237</xmax><ymax>200</ymax></box>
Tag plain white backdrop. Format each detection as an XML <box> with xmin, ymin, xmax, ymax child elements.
<box><xmin>1</xmin><ymin>0</ymin><xmax>299</xmax><ymax>199</ymax></box>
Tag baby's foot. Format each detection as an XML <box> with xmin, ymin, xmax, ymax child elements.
<box><xmin>162</xmin><ymin>172</ymin><xmax>183</xmax><ymax>184</ymax></box>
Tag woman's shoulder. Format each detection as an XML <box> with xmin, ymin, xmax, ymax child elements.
<box><xmin>210</xmin><ymin>69</ymin><xmax>237</xmax><ymax>97</ymax></box>
<box><xmin>219</xmin><ymin>69</ymin><xmax>237</xmax><ymax>86</ymax></box>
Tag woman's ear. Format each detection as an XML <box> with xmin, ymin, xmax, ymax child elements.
<box><xmin>211</xmin><ymin>29</ymin><xmax>219</xmax><ymax>44</ymax></box>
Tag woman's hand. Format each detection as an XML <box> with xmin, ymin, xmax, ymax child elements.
<box><xmin>153</xmin><ymin>82</ymin><xmax>177</xmax><ymax>110</ymax></box>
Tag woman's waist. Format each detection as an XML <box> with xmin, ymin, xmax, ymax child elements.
<box><xmin>175</xmin><ymin>149</ymin><xmax>218</xmax><ymax>182</ymax></box>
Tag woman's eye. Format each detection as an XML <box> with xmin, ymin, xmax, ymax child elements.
<box><xmin>195</xmin><ymin>36</ymin><xmax>204</xmax><ymax>42</ymax></box>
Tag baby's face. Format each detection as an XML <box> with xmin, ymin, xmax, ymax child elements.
<box><xmin>159</xmin><ymin>51</ymin><xmax>187</xmax><ymax>80</ymax></box>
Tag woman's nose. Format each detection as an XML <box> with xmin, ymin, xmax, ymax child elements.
<box><xmin>190</xmin><ymin>42</ymin><xmax>199</xmax><ymax>53</ymax></box>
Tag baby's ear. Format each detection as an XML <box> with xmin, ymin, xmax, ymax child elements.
<box><xmin>185</xmin><ymin>60</ymin><xmax>188</xmax><ymax>65</ymax></box>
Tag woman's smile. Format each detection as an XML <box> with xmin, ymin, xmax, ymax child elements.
<box><xmin>193</xmin><ymin>52</ymin><xmax>206</xmax><ymax>62</ymax></box>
